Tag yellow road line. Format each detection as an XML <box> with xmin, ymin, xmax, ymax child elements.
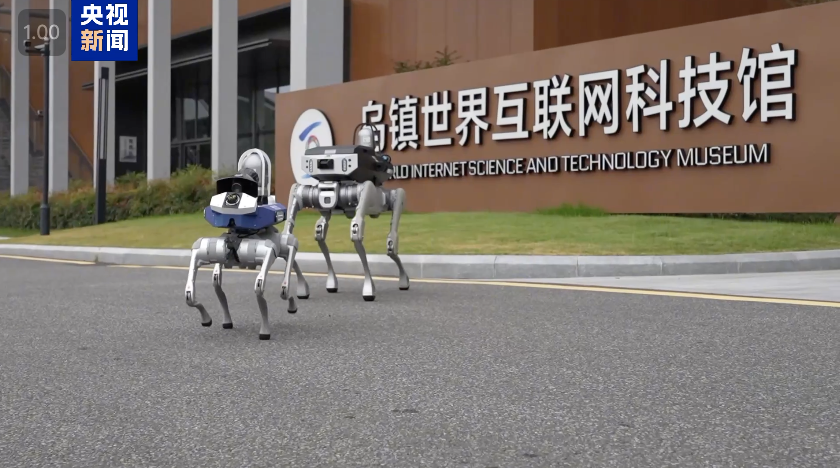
<box><xmin>108</xmin><ymin>264</ymin><xmax>840</xmax><ymax>309</ymax></box>
<box><xmin>0</xmin><ymin>254</ymin><xmax>95</xmax><ymax>265</ymax></box>
<box><xmin>8</xmin><ymin>257</ymin><xmax>832</xmax><ymax>308</ymax></box>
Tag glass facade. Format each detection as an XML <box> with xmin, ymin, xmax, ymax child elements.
<box><xmin>170</xmin><ymin>60</ymin><xmax>212</xmax><ymax>170</ymax></box>
<box><xmin>170</xmin><ymin>53</ymin><xmax>287</xmax><ymax>173</ymax></box>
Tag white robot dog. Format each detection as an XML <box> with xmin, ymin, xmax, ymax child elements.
<box><xmin>184</xmin><ymin>149</ymin><xmax>309</xmax><ymax>340</ymax></box>
<box><xmin>283</xmin><ymin>123</ymin><xmax>409</xmax><ymax>301</ymax></box>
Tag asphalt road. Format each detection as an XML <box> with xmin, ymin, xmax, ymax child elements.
<box><xmin>1</xmin><ymin>258</ymin><xmax>839</xmax><ymax>467</ymax></box>
<box><xmin>519</xmin><ymin>270</ymin><xmax>840</xmax><ymax>303</ymax></box>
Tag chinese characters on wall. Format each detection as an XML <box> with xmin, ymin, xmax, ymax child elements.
<box><xmin>363</xmin><ymin>43</ymin><xmax>797</xmax><ymax>155</ymax></box>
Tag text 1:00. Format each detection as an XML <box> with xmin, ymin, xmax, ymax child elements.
<box><xmin>23</xmin><ymin>24</ymin><xmax>60</xmax><ymax>41</ymax></box>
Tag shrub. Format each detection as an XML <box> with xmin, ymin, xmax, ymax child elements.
<box><xmin>535</xmin><ymin>203</ymin><xmax>609</xmax><ymax>217</ymax></box>
<box><xmin>394</xmin><ymin>47</ymin><xmax>462</xmax><ymax>73</ymax></box>
<box><xmin>533</xmin><ymin>203</ymin><xmax>835</xmax><ymax>224</ymax></box>
<box><xmin>0</xmin><ymin>165</ymin><xmax>216</xmax><ymax>230</ymax></box>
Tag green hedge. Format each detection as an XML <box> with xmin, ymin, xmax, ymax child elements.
<box><xmin>0</xmin><ymin>165</ymin><xmax>216</xmax><ymax>230</ymax></box>
<box><xmin>2</xmin><ymin>167</ymin><xmax>836</xmax><ymax>230</ymax></box>
<box><xmin>534</xmin><ymin>203</ymin><xmax>837</xmax><ymax>224</ymax></box>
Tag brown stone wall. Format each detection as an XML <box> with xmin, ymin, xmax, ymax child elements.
<box><xmin>350</xmin><ymin>0</ymin><xmax>793</xmax><ymax>82</ymax></box>
<box><xmin>349</xmin><ymin>0</ymin><xmax>536</xmax><ymax>81</ymax></box>
<box><xmin>533</xmin><ymin>0</ymin><xmax>791</xmax><ymax>51</ymax></box>
<box><xmin>276</xmin><ymin>2</ymin><xmax>840</xmax><ymax>214</ymax></box>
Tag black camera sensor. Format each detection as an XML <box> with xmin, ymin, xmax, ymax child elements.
<box><xmin>225</xmin><ymin>193</ymin><xmax>241</xmax><ymax>206</ymax></box>
<box><xmin>317</xmin><ymin>159</ymin><xmax>334</xmax><ymax>170</ymax></box>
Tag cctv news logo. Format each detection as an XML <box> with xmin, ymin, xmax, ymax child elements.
<box><xmin>290</xmin><ymin>109</ymin><xmax>334</xmax><ymax>186</ymax></box>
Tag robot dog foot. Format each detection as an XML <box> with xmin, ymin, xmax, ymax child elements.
<box><xmin>186</xmin><ymin>288</ymin><xmax>213</xmax><ymax>327</ymax></box>
<box><xmin>185</xmin><ymin>251</ymin><xmax>214</xmax><ymax>327</ymax></box>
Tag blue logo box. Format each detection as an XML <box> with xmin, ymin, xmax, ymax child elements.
<box><xmin>71</xmin><ymin>1</ymin><xmax>138</xmax><ymax>61</ymax></box>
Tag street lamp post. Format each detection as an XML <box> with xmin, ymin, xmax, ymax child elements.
<box><xmin>25</xmin><ymin>39</ymin><xmax>50</xmax><ymax>236</ymax></box>
<box><xmin>95</xmin><ymin>66</ymin><xmax>109</xmax><ymax>225</ymax></box>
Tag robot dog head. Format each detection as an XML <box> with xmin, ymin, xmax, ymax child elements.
<box><xmin>210</xmin><ymin>149</ymin><xmax>273</xmax><ymax>215</ymax></box>
<box><xmin>301</xmin><ymin>123</ymin><xmax>393</xmax><ymax>186</ymax></box>
<box><xmin>226</xmin><ymin>148</ymin><xmax>272</xmax><ymax>199</ymax></box>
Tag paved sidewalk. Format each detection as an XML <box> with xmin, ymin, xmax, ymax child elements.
<box><xmin>508</xmin><ymin>270</ymin><xmax>840</xmax><ymax>303</ymax></box>
<box><xmin>3</xmin><ymin>243</ymin><xmax>840</xmax><ymax>279</ymax></box>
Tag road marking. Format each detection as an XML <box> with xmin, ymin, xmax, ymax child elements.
<box><xmin>0</xmin><ymin>254</ymin><xmax>95</xmax><ymax>265</ymax></box>
<box><xmin>6</xmin><ymin>257</ymin><xmax>835</xmax><ymax>308</ymax></box>
<box><xmin>105</xmin><ymin>264</ymin><xmax>840</xmax><ymax>309</ymax></box>
<box><xmin>472</xmin><ymin>281</ymin><xmax>840</xmax><ymax>308</ymax></box>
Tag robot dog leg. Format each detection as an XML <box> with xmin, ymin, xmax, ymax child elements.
<box><xmin>253</xmin><ymin>240</ymin><xmax>280</xmax><ymax>338</ymax></box>
<box><xmin>212</xmin><ymin>263</ymin><xmax>233</xmax><ymax>328</ymax></box>
<box><xmin>350</xmin><ymin>181</ymin><xmax>379</xmax><ymax>301</ymax></box>
<box><xmin>184</xmin><ymin>148</ymin><xmax>306</xmax><ymax>340</ymax></box>
<box><xmin>185</xmin><ymin>247</ymin><xmax>214</xmax><ymax>327</ymax></box>
<box><xmin>281</xmin><ymin>183</ymin><xmax>312</xmax><ymax>300</ymax></box>
<box><xmin>268</xmin><ymin>228</ymin><xmax>304</xmax><ymax>314</ymax></box>
<box><xmin>185</xmin><ymin>237</ymin><xmax>235</xmax><ymax>329</ymax></box>
<box><xmin>291</xmin><ymin>254</ymin><xmax>310</xmax><ymax>299</ymax></box>
<box><xmin>349</xmin><ymin>183</ymin><xmax>409</xmax><ymax>300</ymax></box>
<box><xmin>315</xmin><ymin>211</ymin><xmax>338</xmax><ymax>293</ymax></box>
<box><xmin>287</xmin><ymin>182</ymin><xmax>341</xmax><ymax>294</ymax></box>
<box><xmin>186</xmin><ymin>233</ymin><xmax>299</xmax><ymax>340</ymax></box>
<box><xmin>385</xmin><ymin>187</ymin><xmax>410</xmax><ymax>291</ymax></box>
<box><xmin>248</xmin><ymin>235</ymin><xmax>301</xmax><ymax>335</ymax></box>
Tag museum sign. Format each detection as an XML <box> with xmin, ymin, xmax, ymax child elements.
<box><xmin>276</xmin><ymin>3</ymin><xmax>840</xmax><ymax>213</ymax></box>
<box><xmin>358</xmin><ymin>43</ymin><xmax>793</xmax><ymax>181</ymax></box>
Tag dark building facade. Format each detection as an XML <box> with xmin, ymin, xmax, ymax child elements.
<box><xmin>82</xmin><ymin>6</ymin><xmax>290</xmax><ymax>178</ymax></box>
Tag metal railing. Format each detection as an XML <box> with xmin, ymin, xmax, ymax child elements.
<box><xmin>0</xmin><ymin>65</ymin><xmax>93</xmax><ymax>186</ymax></box>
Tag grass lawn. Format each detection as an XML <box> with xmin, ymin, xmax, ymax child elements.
<box><xmin>2</xmin><ymin>210</ymin><xmax>840</xmax><ymax>255</ymax></box>
<box><xmin>0</xmin><ymin>227</ymin><xmax>38</xmax><ymax>238</ymax></box>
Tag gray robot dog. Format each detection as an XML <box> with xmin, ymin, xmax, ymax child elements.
<box><xmin>184</xmin><ymin>149</ymin><xmax>309</xmax><ymax>340</ymax></box>
<box><xmin>284</xmin><ymin>123</ymin><xmax>409</xmax><ymax>301</ymax></box>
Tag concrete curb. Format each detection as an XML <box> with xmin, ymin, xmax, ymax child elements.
<box><xmin>2</xmin><ymin>243</ymin><xmax>840</xmax><ymax>279</ymax></box>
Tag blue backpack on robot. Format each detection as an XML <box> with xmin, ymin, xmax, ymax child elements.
<box><xmin>204</xmin><ymin>165</ymin><xmax>287</xmax><ymax>232</ymax></box>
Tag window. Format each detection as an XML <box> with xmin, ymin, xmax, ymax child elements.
<box><xmin>183</xmin><ymin>98</ymin><xmax>198</xmax><ymax>140</ymax></box>
<box><xmin>258</xmin><ymin>131</ymin><xmax>275</xmax><ymax>165</ymax></box>
<box><xmin>197</xmin><ymin>82</ymin><xmax>211</xmax><ymax>139</ymax></box>
<box><xmin>171</xmin><ymin>71</ymin><xmax>178</xmax><ymax>142</ymax></box>
<box><xmin>198</xmin><ymin>142</ymin><xmax>211</xmax><ymax>168</ymax></box>
<box><xmin>169</xmin><ymin>62</ymin><xmax>213</xmax><ymax>171</ymax></box>
<box><xmin>237</xmin><ymin>136</ymin><xmax>252</xmax><ymax>157</ymax></box>
<box><xmin>165</xmin><ymin>52</ymin><xmax>287</xmax><ymax>169</ymax></box>
<box><xmin>170</xmin><ymin>146</ymin><xmax>181</xmax><ymax>172</ymax></box>
<box><xmin>181</xmin><ymin>65</ymin><xmax>199</xmax><ymax>140</ymax></box>
<box><xmin>257</xmin><ymin>87</ymin><xmax>276</xmax><ymax>134</ymax></box>
<box><xmin>184</xmin><ymin>144</ymin><xmax>200</xmax><ymax>166</ymax></box>
<box><xmin>238</xmin><ymin>78</ymin><xmax>252</xmax><ymax>136</ymax></box>
<box><xmin>254</xmin><ymin>62</ymin><xmax>282</xmax><ymax>161</ymax></box>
